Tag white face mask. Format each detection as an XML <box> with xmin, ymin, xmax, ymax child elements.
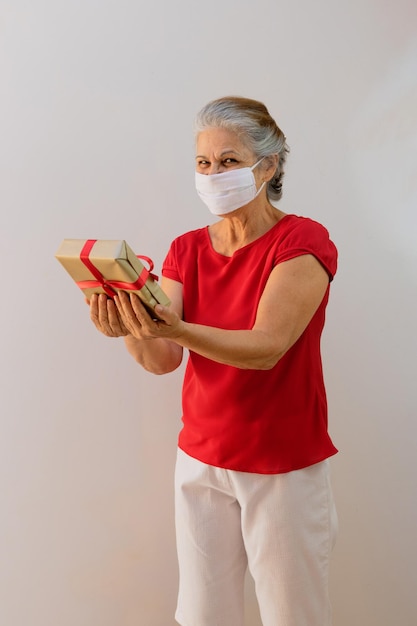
<box><xmin>195</xmin><ymin>158</ymin><xmax>265</xmax><ymax>215</ymax></box>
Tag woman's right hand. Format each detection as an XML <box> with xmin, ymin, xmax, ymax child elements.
<box><xmin>89</xmin><ymin>293</ymin><xmax>130</xmax><ymax>337</ymax></box>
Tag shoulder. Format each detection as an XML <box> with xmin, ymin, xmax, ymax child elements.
<box><xmin>272</xmin><ymin>214</ymin><xmax>338</xmax><ymax>280</ymax></box>
<box><xmin>162</xmin><ymin>227</ymin><xmax>209</xmax><ymax>281</ymax></box>
<box><xmin>276</xmin><ymin>214</ymin><xmax>331</xmax><ymax>239</ymax></box>
<box><xmin>164</xmin><ymin>226</ymin><xmax>208</xmax><ymax>262</ymax></box>
<box><xmin>170</xmin><ymin>226</ymin><xmax>208</xmax><ymax>248</ymax></box>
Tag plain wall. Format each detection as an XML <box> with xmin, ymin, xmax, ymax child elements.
<box><xmin>1</xmin><ymin>1</ymin><xmax>416</xmax><ymax>624</ymax></box>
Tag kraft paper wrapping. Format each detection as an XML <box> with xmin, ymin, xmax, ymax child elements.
<box><xmin>55</xmin><ymin>239</ymin><xmax>171</xmax><ymax>312</ymax></box>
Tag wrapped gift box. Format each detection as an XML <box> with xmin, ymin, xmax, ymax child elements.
<box><xmin>55</xmin><ymin>239</ymin><xmax>171</xmax><ymax>313</ymax></box>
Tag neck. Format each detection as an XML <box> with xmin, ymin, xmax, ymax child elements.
<box><xmin>209</xmin><ymin>199</ymin><xmax>286</xmax><ymax>256</ymax></box>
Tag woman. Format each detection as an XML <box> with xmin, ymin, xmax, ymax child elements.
<box><xmin>90</xmin><ymin>96</ymin><xmax>338</xmax><ymax>626</ymax></box>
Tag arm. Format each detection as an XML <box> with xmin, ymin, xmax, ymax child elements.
<box><xmin>116</xmin><ymin>254</ymin><xmax>330</xmax><ymax>370</ymax></box>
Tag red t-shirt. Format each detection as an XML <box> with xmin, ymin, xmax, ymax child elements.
<box><xmin>162</xmin><ymin>214</ymin><xmax>338</xmax><ymax>473</ymax></box>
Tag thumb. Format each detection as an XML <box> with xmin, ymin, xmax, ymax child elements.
<box><xmin>154</xmin><ymin>303</ymin><xmax>173</xmax><ymax>323</ymax></box>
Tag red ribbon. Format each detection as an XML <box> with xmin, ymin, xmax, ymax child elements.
<box><xmin>77</xmin><ymin>239</ymin><xmax>158</xmax><ymax>298</ymax></box>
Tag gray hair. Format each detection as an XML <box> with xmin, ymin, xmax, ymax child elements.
<box><xmin>194</xmin><ymin>96</ymin><xmax>289</xmax><ymax>201</ymax></box>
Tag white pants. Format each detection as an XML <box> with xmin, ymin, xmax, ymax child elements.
<box><xmin>174</xmin><ymin>448</ymin><xmax>338</xmax><ymax>626</ymax></box>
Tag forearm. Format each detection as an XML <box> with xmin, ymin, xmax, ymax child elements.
<box><xmin>172</xmin><ymin>322</ymin><xmax>285</xmax><ymax>370</ymax></box>
<box><xmin>124</xmin><ymin>334</ymin><xmax>183</xmax><ymax>374</ymax></box>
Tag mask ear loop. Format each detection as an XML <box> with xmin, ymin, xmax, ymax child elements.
<box><xmin>250</xmin><ymin>156</ymin><xmax>265</xmax><ymax>171</ymax></box>
<box><xmin>254</xmin><ymin>181</ymin><xmax>266</xmax><ymax>198</ymax></box>
<box><xmin>251</xmin><ymin>156</ymin><xmax>266</xmax><ymax>197</ymax></box>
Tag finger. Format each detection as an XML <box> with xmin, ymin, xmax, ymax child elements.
<box><xmin>114</xmin><ymin>290</ymin><xmax>134</xmax><ymax>318</ymax></box>
<box><xmin>151</xmin><ymin>304</ymin><xmax>182</xmax><ymax>339</ymax></box>
<box><xmin>90</xmin><ymin>293</ymin><xmax>100</xmax><ymax>326</ymax></box>
<box><xmin>89</xmin><ymin>293</ymin><xmax>125</xmax><ymax>337</ymax></box>
<box><xmin>95</xmin><ymin>294</ymin><xmax>112</xmax><ymax>334</ymax></box>
<box><xmin>114</xmin><ymin>293</ymin><xmax>142</xmax><ymax>335</ymax></box>
<box><xmin>106</xmin><ymin>298</ymin><xmax>129</xmax><ymax>335</ymax></box>
<box><xmin>114</xmin><ymin>292</ymin><xmax>137</xmax><ymax>327</ymax></box>
<box><xmin>129</xmin><ymin>293</ymin><xmax>153</xmax><ymax>322</ymax></box>
<box><xmin>153</xmin><ymin>304</ymin><xmax>175</xmax><ymax>326</ymax></box>
<box><xmin>115</xmin><ymin>292</ymin><xmax>161</xmax><ymax>339</ymax></box>
<box><xmin>92</xmin><ymin>294</ymin><xmax>117</xmax><ymax>336</ymax></box>
<box><xmin>96</xmin><ymin>294</ymin><xmax>126</xmax><ymax>336</ymax></box>
<box><xmin>116</xmin><ymin>292</ymin><xmax>150</xmax><ymax>328</ymax></box>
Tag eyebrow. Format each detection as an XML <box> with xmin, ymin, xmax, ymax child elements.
<box><xmin>195</xmin><ymin>149</ymin><xmax>242</xmax><ymax>159</ymax></box>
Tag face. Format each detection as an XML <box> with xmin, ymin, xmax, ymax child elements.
<box><xmin>196</xmin><ymin>127</ymin><xmax>260</xmax><ymax>177</ymax></box>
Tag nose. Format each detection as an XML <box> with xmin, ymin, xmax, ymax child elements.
<box><xmin>206</xmin><ymin>162</ymin><xmax>223</xmax><ymax>175</ymax></box>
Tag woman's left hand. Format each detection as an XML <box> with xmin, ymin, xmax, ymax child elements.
<box><xmin>114</xmin><ymin>291</ymin><xmax>183</xmax><ymax>341</ymax></box>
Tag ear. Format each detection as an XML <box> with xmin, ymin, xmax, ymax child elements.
<box><xmin>263</xmin><ymin>154</ymin><xmax>279</xmax><ymax>181</ymax></box>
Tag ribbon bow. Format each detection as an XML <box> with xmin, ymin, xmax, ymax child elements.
<box><xmin>77</xmin><ymin>239</ymin><xmax>158</xmax><ymax>298</ymax></box>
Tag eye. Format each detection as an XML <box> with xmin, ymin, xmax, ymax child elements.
<box><xmin>223</xmin><ymin>158</ymin><xmax>238</xmax><ymax>165</ymax></box>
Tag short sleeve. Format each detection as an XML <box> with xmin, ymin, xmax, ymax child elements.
<box><xmin>274</xmin><ymin>218</ymin><xmax>338</xmax><ymax>281</ymax></box>
<box><xmin>162</xmin><ymin>238</ymin><xmax>182</xmax><ymax>282</ymax></box>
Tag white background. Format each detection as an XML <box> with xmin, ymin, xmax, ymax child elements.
<box><xmin>1</xmin><ymin>1</ymin><xmax>416</xmax><ymax>624</ymax></box>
